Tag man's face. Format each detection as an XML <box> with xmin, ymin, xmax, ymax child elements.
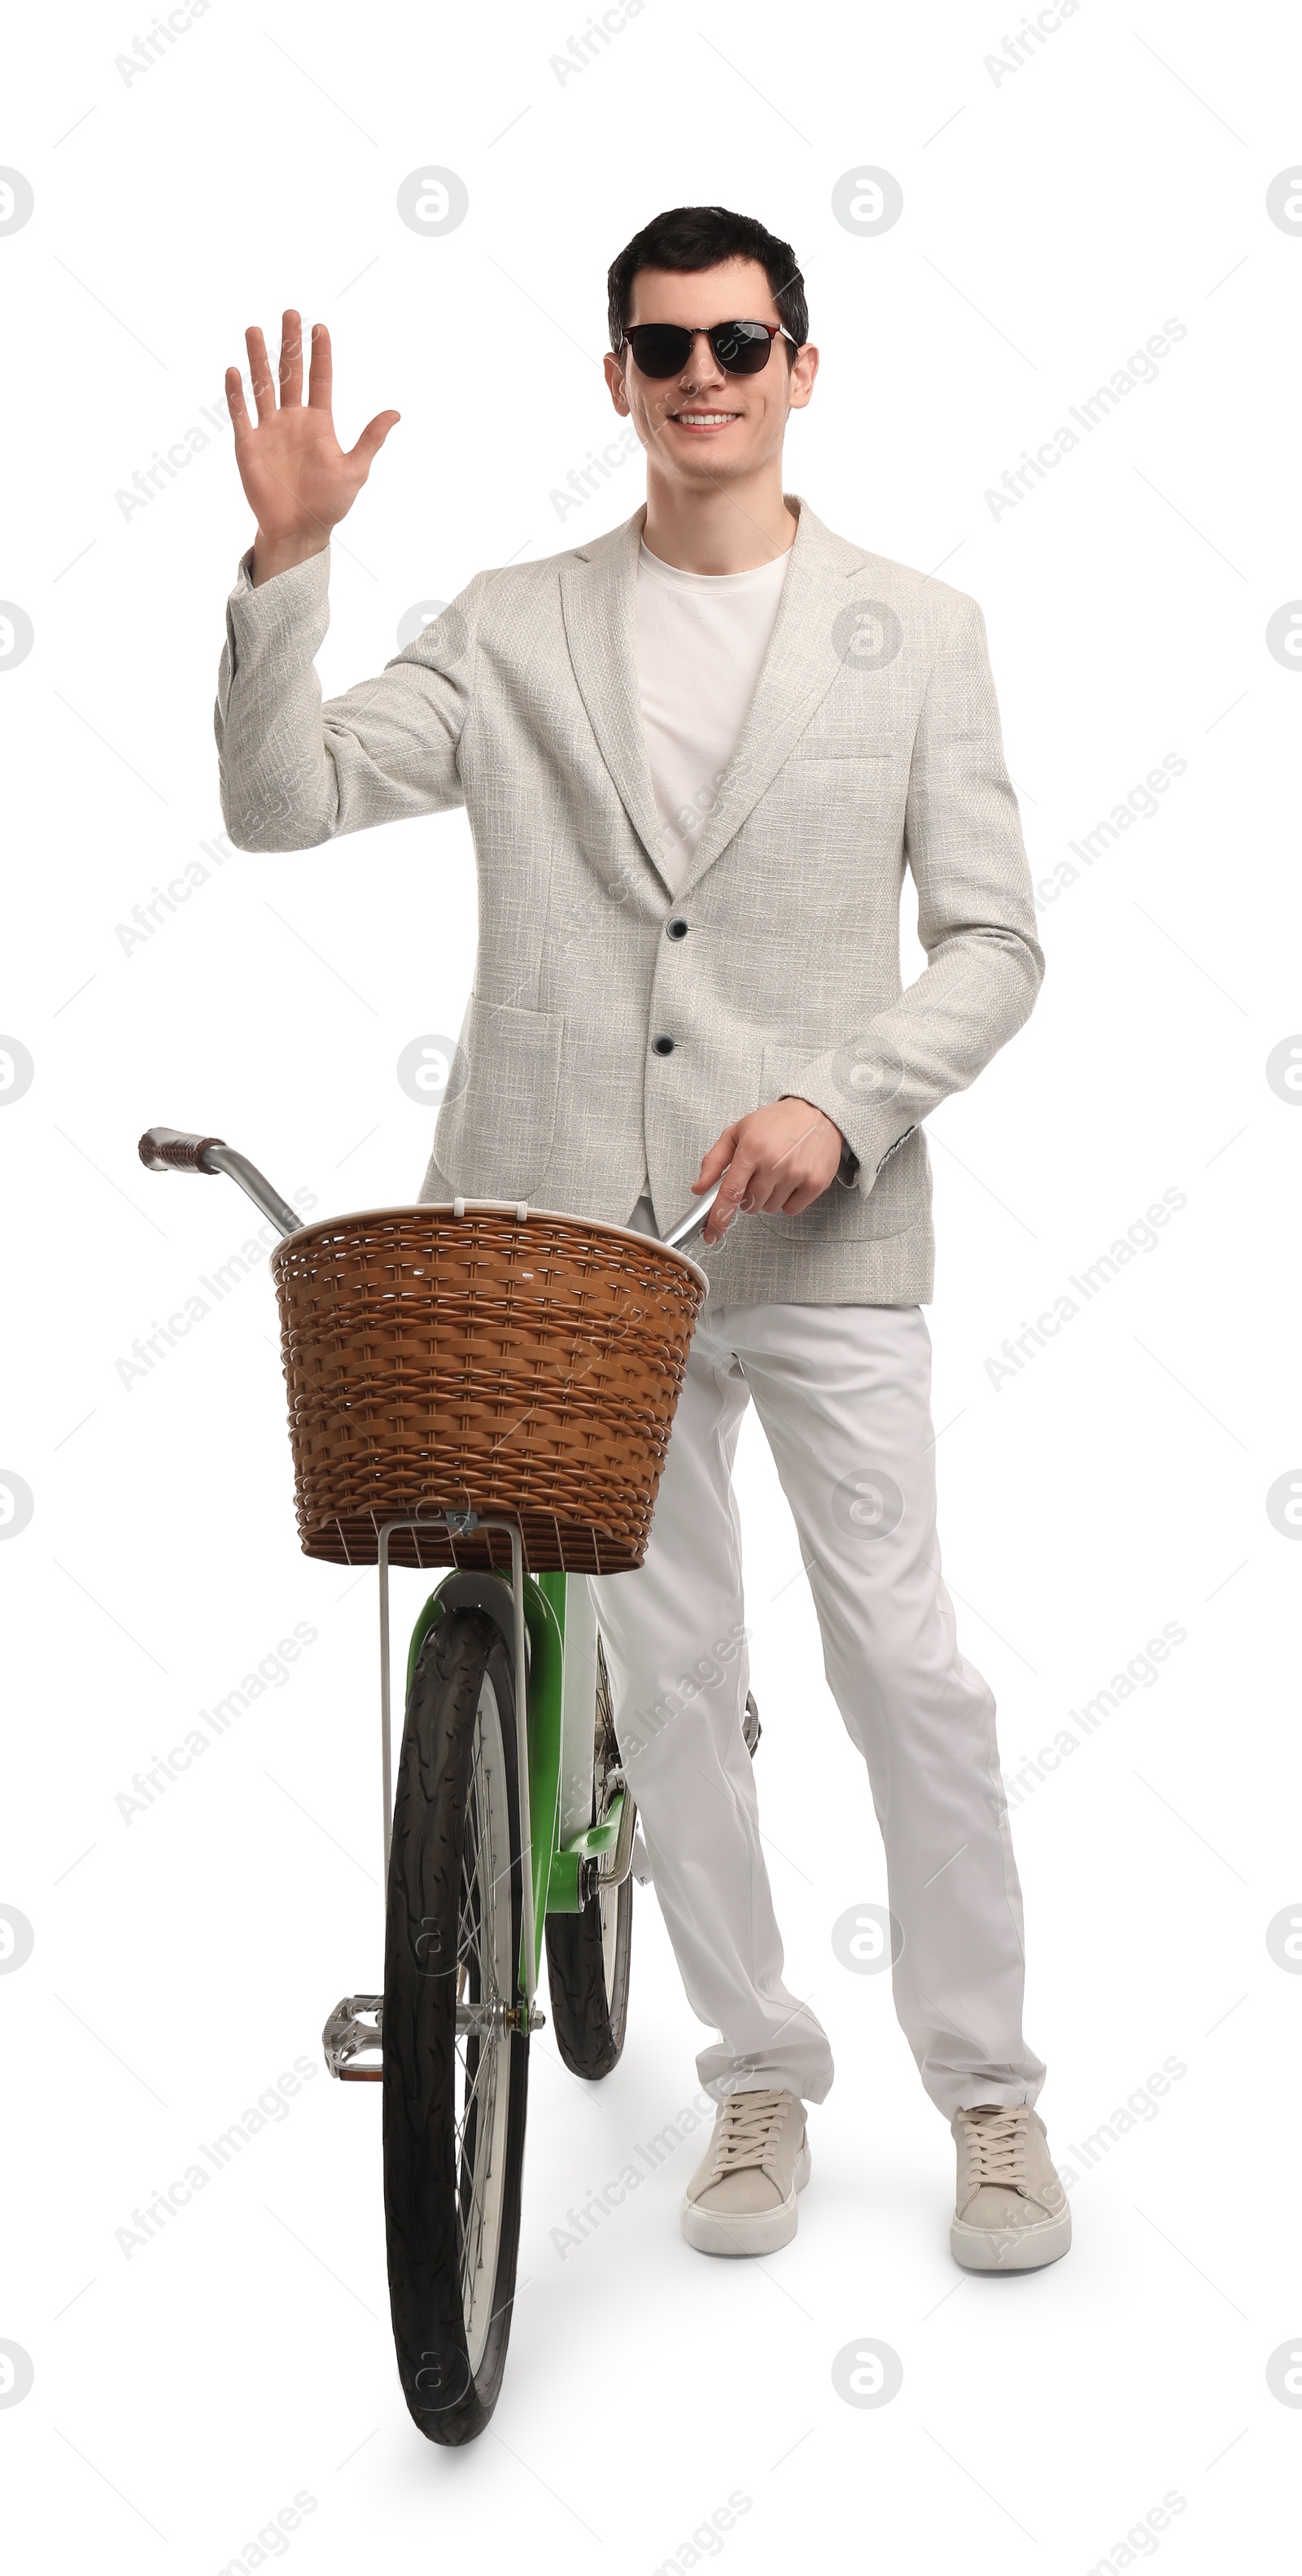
<box><xmin>604</xmin><ymin>256</ymin><xmax>817</xmax><ymax>490</ymax></box>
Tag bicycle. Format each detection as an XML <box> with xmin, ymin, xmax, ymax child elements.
<box><xmin>137</xmin><ymin>1126</ymin><xmax>758</xmax><ymax>2446</ymax></box>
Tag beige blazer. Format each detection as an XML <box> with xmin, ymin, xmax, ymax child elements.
<box><xmin>215</xmin><ymin>494</ymin><xmax>1043</xmax><ymax>1303</ymax></box>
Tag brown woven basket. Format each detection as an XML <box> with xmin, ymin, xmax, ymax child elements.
<box><xmin>270</xmin><ymin>1200</ymin><xmax>708</xmax><ymax>1574</ymax></box>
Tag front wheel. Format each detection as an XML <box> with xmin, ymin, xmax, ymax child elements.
<box><xmin>383</xmin><ymin>1609</ymin><xmax>528</xmax><ymax>2445</ymax></box>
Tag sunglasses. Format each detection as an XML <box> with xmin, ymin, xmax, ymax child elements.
<box><xmin>617</xmin><ymin>319</ymin><xmax>801</xmax><ymax>379</ymax></box>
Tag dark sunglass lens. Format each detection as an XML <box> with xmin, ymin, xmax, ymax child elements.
<box><xmin>711</xmin><ymin>323</ymin><xmax>772</xmax><ymax>373</ymax></box>
<box><xmin>627</xmin><ymin>325</ymin><xmax>693</xmax><ymax>378</ymax></box>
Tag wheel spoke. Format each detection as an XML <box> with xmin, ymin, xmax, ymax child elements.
<box><xmin>450</xmin><ymin>1677</ymin><xmax>518</xmax><ymax>2356</ymax></box>
<box><xmin>457</xmin><ymin>1775</ymin><xmax>487</xmax><ymax>1966</ymax></box>
<box><xmin>456</xmin><ymin>2029</ymin><xmax>499</xmax><ymax>2137</ymax></box>
<box><xmin>455</xmin><ymin>2046</ymin><xmax>501</xmax><ymax>2293</ymax></box>
<box><xmin>455</xmin><ymin>2026</ymin><xmax>505</xmax><ymax>2271</ymax></box>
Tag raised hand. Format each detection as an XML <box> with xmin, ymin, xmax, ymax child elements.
<box><xmin>226</xmin><ymin>311</ymin><xmax>400</xmax><ymax>586</ymax></box>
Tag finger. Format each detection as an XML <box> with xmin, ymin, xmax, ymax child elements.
<box><xmin>347</xmin><ymin>408</ymin><xmax>401</xmax><ymax>474</ymax></box>
<box><xmin>704</xmin><ymin>1190</ymin><xmax>748</xmax><ymax>1243</ymax></box>
<box><xmin>225</xmin><ymin>365</ymin><xmax>253</xmax><ymax>440</ymax></box>
<box><xmin>710</xmin><ymin>1146</ymin><xmax>762</xmax><ymax>1231</ymax></box>
<box><xmin>756</xmin><ymin>1172</ymin><xmax>809</xmax><ymax>1214</ymax></box>
<box><xmin>279</xmin><ymin>308</ymin><xmax>304</xmax><ymax>407</ymax></box>
<box><xmin>768</xmin><ymin>1112</ymin><xmax>821</xmax><ymax>1178</ymax></box>
<box><xmin>245</xmin><ymin>325</ymin><xmax>277</xmax><ymax>426</ymax></box>
<box><xmin>693</xmin><ymin>1127</ymin><xmax>738</xmax><ymax>1191</ymax></box>
<box><xmin>307</xmin><ymin>321</ymin><xmax>333</xmax><ymax>412</ymax></box>
<box><xmin>723</xmin><ymin>1147</ymin><xmax>776</xmax><ymax>1215</ymax></box>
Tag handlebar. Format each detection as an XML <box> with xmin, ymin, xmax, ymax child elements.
<box><xmin>658</xmin><ymin>1178</ymin><xmax>723</xmax><ymax>1255</ymax></box>
<box><xmin>138</xmin><ymin>1128</ymin><xmax>303</xmax><ymax>1237</ymax></box>
<box><xmin>139</xmin><ymin>1126</ymin><xmax>724</xmax><ymax>1254</ymax></box>
<box><xmin>138</xmin><ymin>1125</ymin><xmax>227</xmax><ymax>1173</ymax></box>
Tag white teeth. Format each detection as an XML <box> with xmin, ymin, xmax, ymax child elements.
<box><xmin>676</xmin><ymin>413</ymin><xmax>736</xmax><ymax>424</ymax></box>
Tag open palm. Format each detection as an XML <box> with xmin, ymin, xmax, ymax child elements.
<box><xmin>226</xmin><ymin>311</ymin><xmax>399</xmax><ymax>575</ymax></box>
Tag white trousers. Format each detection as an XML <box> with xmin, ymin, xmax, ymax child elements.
<box><xmin>588</xmin><ymin>1210</ymin><xmax>1046</xmax><ymax>2121</ymax></box>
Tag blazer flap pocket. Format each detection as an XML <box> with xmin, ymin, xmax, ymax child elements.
<box><xmin>761</xmin><ymin>1041</ymin><xmax>823</xmax><ymax>1107</ymax></box>
<box><xmin>434</xmin><ymin>996</ymin><xmax>566</xmax><ymax>1196</ymax></box>
<box><xmin>759</xmin><ymin>1041</ymin><xmax>927</xmax><ymax>1244</ymax></box>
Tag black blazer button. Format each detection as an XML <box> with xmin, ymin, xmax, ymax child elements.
<box><xmin>652</xmin><ymin>1034</ymin><xmax>675</xmax><ymax>1056</ymax></box>
<box><xmin>666</xmin><ymin>917</ymin><xmax>688</xmax><ymax>940</ymax></box>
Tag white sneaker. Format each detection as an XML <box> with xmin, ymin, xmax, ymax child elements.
<box><xmin>681</xmin><ymin>2087</ymin><xmax>810</xmax><ymax>2257</ymax></box>
<box><xmin>950</xmin><ymin>2102</ymin><xmax>1072</xmax><ymax>2271</ymax></box>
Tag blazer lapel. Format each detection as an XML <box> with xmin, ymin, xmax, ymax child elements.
<box><xmin>676</xmin><ymin>495</ymin><xmax>870</xmax><ymax>899</ymax></box>
<box><xmin>558</xmin><ymin>492</ymin><xmax>871</xmax><ymax>903</ymax></box>
<box><xmin>559</xmin><ymin>503</ymin><xmax>675</xmax><ymax>892</ymax></box>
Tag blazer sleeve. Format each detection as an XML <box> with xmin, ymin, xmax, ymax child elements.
<box><xmin>214</xmin><ymin>545</ymin><xmax>485</xmax><ymax>851</ymax></box>
<box><xmin>781</xmin><ymin>592</ymin><xmax>1045</xmax><ymax>1190</ymax></box>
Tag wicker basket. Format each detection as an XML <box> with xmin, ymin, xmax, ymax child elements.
<box><xmin>270</xmin><ymin>1200</ymin><xmax>708</xmax><ymax>1575</ymax></box>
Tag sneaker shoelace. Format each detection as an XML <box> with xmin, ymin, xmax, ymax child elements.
<box><xmin>710</xmin><ymin>2088</ymin><xmax>792</xmax><ymax>2177</ymax></box>
<box><xmin>958</xmin><ymin>2104</ymin><xmax>1029</xmax><ymax>2199</ymax></box>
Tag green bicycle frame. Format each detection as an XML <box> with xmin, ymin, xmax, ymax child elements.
<box><xmin>402</xmin><ymin>1565</ymin><xmax>627</xmax><ymax>2001</ymax></box>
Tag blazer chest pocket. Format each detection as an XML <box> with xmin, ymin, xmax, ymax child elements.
<box><xmin>433</xmin><ymin>996</ymin><xmax>566</xmax><ymax>1196</ymax></box>
<box><xmin>788</xmin><ymin>721</ymin><xmax>897</xmax><ymax>762</ymax></box>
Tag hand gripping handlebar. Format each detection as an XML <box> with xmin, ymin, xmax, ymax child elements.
<box><xmin>138</xmin><ymin>1126</ymin><xmax>724</xmax><ymax>1251</ymax></box>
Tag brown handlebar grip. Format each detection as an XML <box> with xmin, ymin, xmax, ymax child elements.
<box><xmin>138</xmin><ymin>1127</ymin><xmax>227</xmax><ymax>1172</ymax></box>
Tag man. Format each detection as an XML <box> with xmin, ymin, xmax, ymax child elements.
<box><xmin>215</xmin><ymin>203</ymin><xmax>1069</xmax><ymax>2275</ymax></box>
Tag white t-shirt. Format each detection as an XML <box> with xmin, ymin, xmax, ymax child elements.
<box><xmin>634</xmin><ymin>535</ymin><xmax>791</xmax><ymax>895</ymax></box>
<box><xmin>631</xmin><ymin>535</ymin><xmax>793</xmax><ymax>1209</ymax></box>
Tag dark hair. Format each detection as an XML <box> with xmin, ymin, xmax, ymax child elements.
<box><xmin>607</xmin><ymin>204</ymin><xmax>807</xmax><ymax>358</ymax></box>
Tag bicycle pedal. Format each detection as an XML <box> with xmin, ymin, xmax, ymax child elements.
<box><xmin>323</xmin><ymin>1991</ymin><xmax>545</xmax><ymax>2077</ymax></box>
<box><xmin>323</xmin><ymin>1994</ymin><xmax>382</xmax><ymax>2080</ymax></box>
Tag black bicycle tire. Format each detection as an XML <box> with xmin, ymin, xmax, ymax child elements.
<box><xmin>383</xmin><ymin>1608</ymin><xmax>529</xmax><ymax>2446</ymax></box>
<box><xmin>544</xmin><ymin>1872</ymin><xmax>633</xmax><ymax>2080</ymax></box>
<box><xmin>544</xmin><ymin>1637</ymin><xmax>633</xmax><ymax>2080</ymax></box>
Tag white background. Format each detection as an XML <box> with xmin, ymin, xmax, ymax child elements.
<box><xmin>2</xmin><ymin>0</ymin><xmax>1300</xmax><ymax>2567</ymax></box>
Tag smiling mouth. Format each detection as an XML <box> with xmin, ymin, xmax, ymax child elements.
<box><xmin>669</xmin><ymin>409</ymin><xmax>741</xmax><ymax>432</ymax></box>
